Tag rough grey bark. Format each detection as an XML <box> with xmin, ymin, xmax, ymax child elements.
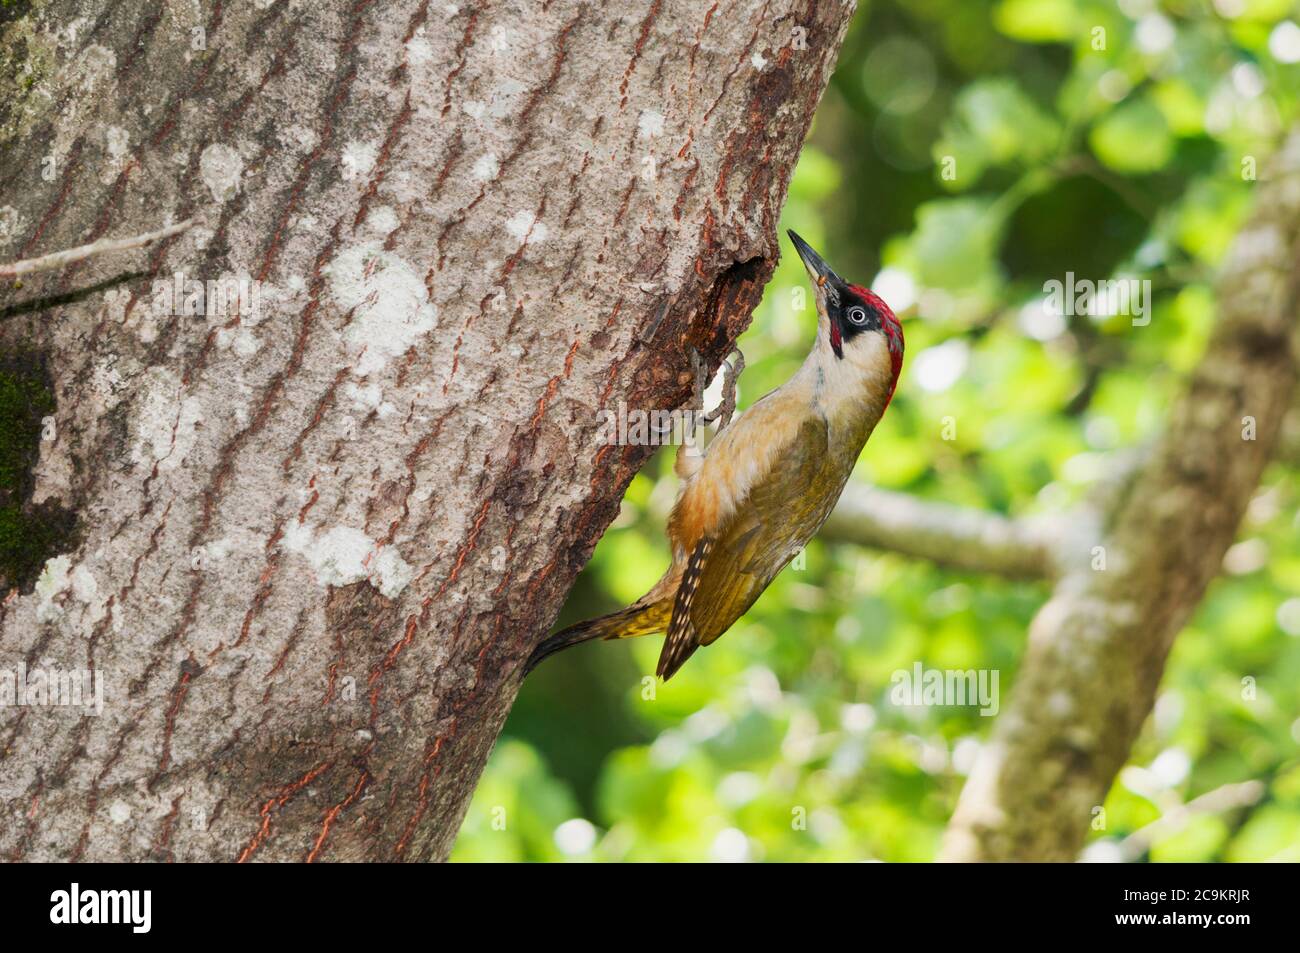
<box><xmin>940</xmin><ymin>130</ymin><xmax>1300</xmax><ymax>861</ymax></box>
<box><xmin>0</xmin><ymin>0</ymin><xmax>856</xmax><ymax>861</ymax></box>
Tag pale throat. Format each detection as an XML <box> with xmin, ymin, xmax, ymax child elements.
<box><xmin>804</xmin><ymin>309</ymin><xmax>894</xmax><ymax>426</ymax></box>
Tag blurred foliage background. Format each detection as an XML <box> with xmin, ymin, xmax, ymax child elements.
<box><xmin>452</xmin><ymin>0</ymin><xmax>1300</xmax><ymax>862</ymax></box>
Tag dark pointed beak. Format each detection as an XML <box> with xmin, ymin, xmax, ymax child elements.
<box><xmin>787</xmin><ymin>229</ymin><xmax>843</xmax><ymax>295</ymax></box>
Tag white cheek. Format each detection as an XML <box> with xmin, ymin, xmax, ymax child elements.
<box><xmin>820</xmin><ymin>331</ymin><xmax>893</xmax><ymax>410</ymax></box>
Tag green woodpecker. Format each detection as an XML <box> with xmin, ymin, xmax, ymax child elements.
<box><xmin>530</xmin><ymin>230</ymin><xmax>904</xmax><ymax>680</ymax></box>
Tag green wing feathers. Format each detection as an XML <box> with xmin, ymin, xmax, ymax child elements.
<box><xmin>657</xmin><ymin>416</ymin><xmax>832</xmax><ymax>680</ymax></box>
<box><xmin>532</xmin><ymin>416</ymin><xmax>833</xmax><ymax>680</ymax></box>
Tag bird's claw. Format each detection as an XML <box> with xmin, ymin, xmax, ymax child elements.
<box><xmin>701</xmin><ymin>346</ymin><xmax>744</xmax><ymax>431</ymax></box>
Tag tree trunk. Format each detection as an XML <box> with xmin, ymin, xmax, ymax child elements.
<box><xmin>0</xmin><ymin>0</ymin><xmax>855</xmax><ymax>861</ymax></box>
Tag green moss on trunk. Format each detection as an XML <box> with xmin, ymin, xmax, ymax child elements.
<box><xmin>0</xmin><ymin>352</ymin><xmax>74</xmax><ymax>591</ymax></box>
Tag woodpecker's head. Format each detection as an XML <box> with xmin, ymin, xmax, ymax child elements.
<box><xmin>788</xmin><ymin>229</ymin><xmax>904</xmax><ymax>403</ymax></box>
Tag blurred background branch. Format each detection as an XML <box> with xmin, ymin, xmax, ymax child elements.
<box><xmin>822</xmin><ymin>485</ymin><xmax>1062</xmax><ymax>579</ymax></box>
<box><xmin>1115</xmin><ymin>780</ymin><xmax>1266</xmax><ymax>863</ymax></box>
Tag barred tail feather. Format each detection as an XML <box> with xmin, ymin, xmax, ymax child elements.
<box><xmin>525</xmin><ymin>599</ymin><xmax>670</xmax><ymax>674</ymax></box>
<box><xmin>657</xmin><ymin>536</ymin><xmax>713</xmax><ymax>681</ymax></box>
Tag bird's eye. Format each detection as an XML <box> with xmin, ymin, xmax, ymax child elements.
<box><xmin>847</xmin><ymin>305</ymin><xmax>868</xmax><ymax>325</ymax></box>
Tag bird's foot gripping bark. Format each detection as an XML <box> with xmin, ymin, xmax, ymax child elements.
<box><xmin>698</xmin><ymin>346</ymin><xmax>745</xmax><ymax>432</ymax></box>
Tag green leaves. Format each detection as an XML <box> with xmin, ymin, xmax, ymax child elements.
<box><xmin>935</xmin><ymin>79</ymin><xmax>1061</xmax><ymax>189</ymax></box>
<box><xmin>911</xmin><ymin>198</ymin><xmax>1003</xmax><ymax>291</ymax></box>
<box><xmin>1089</xmin><ymin>96</ymin><xmax>1174</xmax><ymax>174</ymax></box>
<box><xmin>993</xmin><ymin>0</ymin><xmax>1079</xmax><ymax>43</ymax></box>
<box><xmin>962</xmin><ymin>79</ymin><xmax>1061</xmax><ymax>163</ymax></box>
